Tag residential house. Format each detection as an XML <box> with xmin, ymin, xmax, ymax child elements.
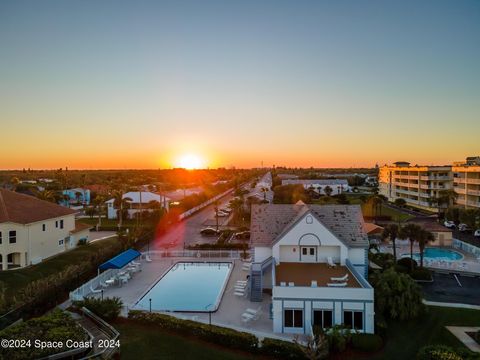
<box><xmin>62</xmin><ymin>188</ymin><xmax>91</xmax><ymax>206</ymax></box>
<box><xmin>249</xmin><ymin>202</ymin><xmax>374</xmax><ymax>335</ymax></box>
<box><xmin>0</xmin><ymin>189</ymin><xmax>90</xmax><ymax>270</ymax></box>
<box><xmin>281</xmin><ymin>179</ymin><xmax>351</xmax><ymax>195</ymax></box>
<box><xmin>105</xmin><ymin>191</ymin><xmax>170</xmax><ymax>220</ymax></box>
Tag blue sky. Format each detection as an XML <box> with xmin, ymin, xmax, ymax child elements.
<box><xmin>1</xmin><ymin>0</ymin><xmax>479</xmax><ymax>168</ymax></box>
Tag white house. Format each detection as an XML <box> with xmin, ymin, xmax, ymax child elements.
<box><xmin>105</xmin><ymin>191</ymin><xmax>170</xmax><ymax>220</ymax></box>
<box><xmin>0</xmin><ymin>189</ymin><xmax>91</xmax><ymax>270</ymax></box>
<box><xmin>281</xmin><ymin>179</ymin><xmax>351</xmax><ymax>195</ymax></box>
<box><xmin>249</xmin><ymin>201</ymin><xmax>374</xmax><ymax>335</ymax></box>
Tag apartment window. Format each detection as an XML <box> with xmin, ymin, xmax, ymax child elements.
<box><xmin>60</xmin><ymin>220</ymin><xmax>64</xmax><ymax>229</ymax></box>
<box><xmin>55</xmin><ymin>221</ymin><xmax>58</xmax><ymax>228</ymax></box>
<box><xmin>313</xmin><ymin>310</ymin><xmax>333</xmax><ymax>329</ymax></box>
<box><xmin>42</xmin><ymin>224</ymin><xmax>46</xmax><ymax>231</ymax></box>
<box><xmin>284</xmin><ymin>309</ymin><xmax>303</xmax><ymax>328</ymax></box>
<box><xmin>58</xmin><ymin>239</ymin><xmax>64</xmax><ymax>246</ymax></box>
<box><xmin>9</xmin><ymin>231</ymin><xmax>16</xmax><ymax>244</ymax></box>
<box><xmin>0</xmin><ymin>231</ymin><xmax>2</xmax><ymax>244</ymax></box>
<box><xmin>343</xmin><ymin>311</ymin><xmax>363</xmax><ymax>330</ymax></box>
<box><xmin>309</xmin><ymin>247</ymin><xmax>315</xmax><ymax>256</ymax></box>
<box><xmin>302</xmin><ymin>247</ymin><xmax>307</xmax><ymax>255</ymax></box>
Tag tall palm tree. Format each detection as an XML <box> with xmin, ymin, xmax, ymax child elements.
<box><xmin>10</xmin><ymin>177</ymin><xmax>20</xmax><ymax>191</ymax></box>
<box><xmin>417</xmin><ymin>229</ymin><xmax>435</xmax><ymax>268</ymax></box>
<box><xmin>436</xmin><ymin>189</ymin><xmax>458</xmax><ymax>210</ymax></box>
<box><xmin>399</xmin><ymin>223</ymin><xmax>423</xmax><ymax>271</ymax></box>
<box><xmin>229</xmin><ymin>198</ymin><xmax>244</xmax><ymax>226</ymax></box>
<box><xmin>381</xmin><ymin>224</ymin><xmax>399</xmax><ymax>261</ymax></box>
<box><xmin>112</xmin><ymin>191</ymin><xmax>132</xmax><ymax>229</ymax></box>
<box><xmin>368</xmin><ymin>194</ymin><xmax>384</xmax><ymax>223</ymax></box>
<box><xmin>324</xmin><ymin>186</ymin><xmax>333</xmax><ymax>197</ymax></box>
<box><xmin>93</xmin><ymin>195</ymin><xmax>106</xmax><ymax>230</ymax></box>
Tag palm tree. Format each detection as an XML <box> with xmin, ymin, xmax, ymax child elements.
<box><xmin>399</xmin><ymin>223</ymin><xmax>423</xmax><ymax>271</ymax></box>
<box><xmin>10</xmin><ymin>177</ymin><xmax>20</xmax><ymax>191</ymax></box>
<box><xmin>214</xmin><ymin>200</ymin><xmax>220</xmax><ymax>232</ymax></box>
<box><xmin>93</xmin><ymin>195</ymin><xmax>106</xmax><ymax>230</ymax></box>
<box><xmin>229</xmin><ymin>198</ymin><xmax>244</xmax><ymax>226</ymax></box>
<box><xmin>324</xmin><ymin>186</ymin><xmax>333</xmax><ymax>197</ymax></box>
<box><xmin>381</xmin><ymin>224</ymin><xmax>399</xmax><ymax>261</ymax></box>
<box><xmin>368</xmin><ymin>194</ymin><xmax>384</xmax><ymax>223</ymax></box>
<box><xmin>75</xmin><ymin>191</ymin><xmax>83</xmax><ymax>205</ymax></box>
<box><xmin>112</xmin><ymin>191</ymin><xmax>132</xmax><ymax>229</ymax></box>
<box><xmin>33</xmin><ymin>189</ymin><xmax>57</xmax><ymax>203</ymax></box>
<box><xmin>417</xmin><ymin>229</ymin><xmax>434</xmax><ymax>268</ymax></box>
<box><xmin>436</xmin><ymin>189</ymin><xmax>458</xmax><ymax>210</ymax></box>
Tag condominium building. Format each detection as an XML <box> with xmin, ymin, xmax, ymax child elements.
<box><xmin>379</xmin><ymin>162</ymin><xmax>452</xmax><ymax>212</ymax></box>
<box><xmin>452</xmin><ymin>157</ymin><xmax>480</xmax><ymax>209</ymax></box>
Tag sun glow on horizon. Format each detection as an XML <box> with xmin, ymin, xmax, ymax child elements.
<box><xmin>174</xmin><ymin>153</ymin><xmax>206</xmax><ymax>169</ymax></box>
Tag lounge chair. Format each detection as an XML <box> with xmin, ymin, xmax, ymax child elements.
<box><xmin>245</xmin><ymin>307</ymin><xmax>261</xmax><ymax>315</ymax></box>
<box><xmin>327</xmin><ymin>257</ymin><xmax>336</xmax><ymax>268</ymax></box>
<box><xmin>288</xmin><ymin>282</ymin><xmax>295</xmax><ymax>287</ymax></box>
<box><xmin>234</xmin><ymin>291</ymin><xmax>245</xmax><ymax>297</ymax></box>
<box><xmin>330</xmin><ymin>274</ymin><xmax>349</xmax><ymax>282</ymax></box>
<box><xmin>90</xmin><ymin>285</ymin><xmax>102</xmax><ymax>294</ymax></box>
<box><xmin>241</xmin><ymin>312</ymin><xmax>257</xmax><ymax>322</ymax></box>
<box><xmin>145</xmin><ymin>255</ymin><xmax>152</xmax><ymax>262</ymax></box>
<box><xmin>327</xmin><ymin>282</ymin><xmax>347</xmax><ymax>287</ymax></box>
<box><xmin>311</xmin><ymin>280</ymin><xmax>317</xmax><ymax>287</ymax></box>
<box><xmin>280</xmin><ymin>282</ymin><xmax>286</xmax><ymax>286</ymax></box>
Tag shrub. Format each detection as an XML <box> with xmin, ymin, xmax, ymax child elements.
<box><xmin>351</xmin><ymin>333</ymin><xmax>383</xmax><ymax>352</ymax></box>
<box><xmin>369</xmin><ymin>252</ymin><xmax>395</xmax><ymax>269</ymax></box>
<box><xmin>260</xmin><ymin>337</ymin><xmax>307</xmax><ymax>359</ymax></box>
<box><xmin>411</xmin><ymin>268</ymin><xmax>432</xmax><ymax>281</ymax></box>
<box><xmin>326</xmin><ymin>325</ymin><xmax>352</xmax><ymax>353</ymax></box>
<box><xmin>395</xmin><ymin>264</ymin><xmax>410</xmax><ymax>274</ymax></box>
<box><xmin>128</xmin><ymin>311</ymin><xmax>258</xmax><ymax>352</ymax></box>
<box><xmin>0</xmin><ymin>309</ymin><xmax>89</xmax><ymax>360</ymax></box>
<box><xmin>73</xmin><ymin>297</ymin><xmax>123</xmax><ymax>321</ymax></box>
<box><xmin>416</xmin><ymin>345</ymin><xmax>462</xmax><ymax>360</ymax></box>
<box><xmin>397</xmin><ymin>257</ymin><xmax>418</xmax><ymax>272</ymax></box>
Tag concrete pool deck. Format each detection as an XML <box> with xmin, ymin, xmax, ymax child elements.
<box><xmin>93</xmin><ymin>257</ymin><xmax>293</xmax><ymax>341</ymax></box>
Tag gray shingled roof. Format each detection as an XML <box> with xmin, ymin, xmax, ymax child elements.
<box><xmin>250</xmin><ymin>203</ymin><xmax>368</xmax><ymax>248</ymax></box>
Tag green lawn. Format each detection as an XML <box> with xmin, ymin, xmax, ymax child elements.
<box><xmin>367</xmin><ymin>306</ymin><xmax>480</xmax><ymax>360</ymax></box>
<box><xmin>114</xmin><ymin>320</ymin><xmax>258</xmax><ymax>360</ymax></box>
<box><xmin>0</xmin><ymin>237</ymin><xmax>120</xmax><ymax>299</ymax></box>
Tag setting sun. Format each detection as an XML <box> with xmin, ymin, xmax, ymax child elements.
<box><xmin>175</xmin><ymin>154</ymin><xmax>205</xmax><ymax>169</ymax></box>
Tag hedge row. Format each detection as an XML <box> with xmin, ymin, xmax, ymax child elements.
<box><xmin>351</xmin><ymin>333</ymin><xmax>383</xmax><ymax>352</ymax></box>
<box><xmin>128</xmin><ymin>311</ymin><xmax>258</xmax><ymax>353</ymax></box>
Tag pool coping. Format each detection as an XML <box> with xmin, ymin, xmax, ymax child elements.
<box><xmin>131</xmin><ymin>260</ymin><xmax>235</xmax><ymax>313</ymax></box>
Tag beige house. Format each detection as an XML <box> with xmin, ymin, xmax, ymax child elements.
<box><xmin>0</xmin><ymin>189</ymin><xmax>91</xmax><ymax>270</ymax></box>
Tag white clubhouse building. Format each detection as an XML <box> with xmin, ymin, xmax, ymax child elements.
<box><xmin>281</xmin><ymin>179</ymin><xmax>351</xmax><ymax>195</ymax></box>
<box><xmin>105</xmin><ymin>191</ymin><xmax>170</xmax><ymax>220</ymax></box>
<box><xmin>249</xmin><ymin>202</ymin><xmax>373</xmax><ymax>335</ymax></box>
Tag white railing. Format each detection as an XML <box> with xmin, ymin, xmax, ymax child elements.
<box><xmin>453</xmin><ymin>239</ymin><xmax>480</xmax><ymax>257</ymax></box>
<box><xmin>69</xmin><ymin>268</ymin><xmax>121</xmax><ymax>301</ymax></box>
<box><xmin>178</xmin><ymin>188</ymin><xmax>234</xmax><ymax>220</ymax></box>
<box><xmin>142</xmin><ymin>250</ymin><xmax>244</xmax><ymax>260</ymax></box>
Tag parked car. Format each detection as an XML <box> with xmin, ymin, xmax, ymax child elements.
<box><xmin>215</xmin><ymin>211</ymin><xmax>229</xmax><ymax>217</ymax></box>
<box><xmin>475</xmin><ymin>229</ymin><xmax>480</xmax><ymax>237</ymax></box>
<box><xmin>444</xmin><ymin>220</ymin><xmax>456</xmax><ymax>229</ymax></box>
<box><xmin>458</xmin><ymin>223</ymin><xmax>470</xmax><ymax>232</ymax></box>
<box><xmin>200</xmin><ymin>227</ymin><xmax>219</xmax><ymax>236</ymax></box>
<box><xmin>219</xmin><ymin>208</ymin><xmax>232</xmax><ymax>214</ymax></box>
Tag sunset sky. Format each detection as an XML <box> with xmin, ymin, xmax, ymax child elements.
<box><xmin>1</xmin><ymin>0</ymin><xmax>479</xmax><ymax>169</ymax></box>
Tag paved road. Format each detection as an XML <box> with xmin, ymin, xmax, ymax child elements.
<box><xmin>150</xmin><ymin>190</ymin><xmax>243</xmax><ymax>251</ymax></box>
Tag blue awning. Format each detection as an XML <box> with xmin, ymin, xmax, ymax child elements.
<box><xmin>99</xmin><ymin>248</ymin><xmax>141</xmax><ymax>271</ymax></box>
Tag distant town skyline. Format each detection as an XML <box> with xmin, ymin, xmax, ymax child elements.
<box><xmin>1</xmin><ymin>0</ymin><xmax>479</xmax><ymax>169</ymax></box>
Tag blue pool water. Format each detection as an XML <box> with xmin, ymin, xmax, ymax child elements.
<box><xmin>135</xmin><ymin>262</ymin><xmax>232</xmax><ymax>312</ymax></box>
<box><xmin>407</xmin><ymin>248</ymin><xmax>463</xmax><ymax>262</ymax></box>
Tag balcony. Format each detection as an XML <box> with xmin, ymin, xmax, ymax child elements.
<box><xmin>420</xmin><ymin>176</ymin><xmax>451</xmax><ymax>181</ymax></box>
<box><xmin>455</xmin><ymin>178</ymin><xmax>480</xmax><ymax>185</ymax></box>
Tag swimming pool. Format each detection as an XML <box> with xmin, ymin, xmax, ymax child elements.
<box><xmin>405</xmin><ymin>248</ymin><xmax>463</xmax><ymax>262</ymax></box>
<box><xmin>135</xmin><ymin>262</ymin><xmax>232</xmax><ymax>312</ymax></box>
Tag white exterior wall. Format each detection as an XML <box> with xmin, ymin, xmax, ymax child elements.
<box><xmin>272</xmin><ymin>214</ymin><xmax>348</xmax><ymax>265</ymax></box>
<box><xmin>253</xmin><ymin>247</ymin><xmax>272</xmax><ymax>262</ymax></box>
<box><xmin>272</xmin><ymin>286</ymin><xmax>374</xmax><ymax>334</ymax></box>
<box><xmin>0</xmin><ymin>214</ymin><xmax>76</xmax><ymax>270</ymax></box>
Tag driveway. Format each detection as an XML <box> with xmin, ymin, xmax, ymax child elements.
<box><xmin>421</xmin><ymin>272</ymin><xmax>480</xmax><ymax>306</ymax></box>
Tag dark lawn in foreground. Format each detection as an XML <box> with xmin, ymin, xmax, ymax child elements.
<box><xmin>0</xmin><ymin>237</ymin><xmax>120</xmax><ymax>299</ymax></box>
<box><xmin>115</xmin><ymin>320</ymin><xmax>260</xmax><ymax>360</ymax></box>
<box><xmin>365</xmin><ymin>306</ymin><xmax>480</xmax><ymax>360</ymax></box>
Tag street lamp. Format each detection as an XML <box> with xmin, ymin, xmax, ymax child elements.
<box><xmin>149</xmin><ymin>298</ymin><xmax>152</xmax><ymax>313</ymax></box>
<box><xmin>205</xmin><ymin>303</ymin><xmax>213</xmax><ymax>326</ymax></box>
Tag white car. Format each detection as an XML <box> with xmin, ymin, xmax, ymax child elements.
<box><xmin>458</xmin><ymin>223</ymin><xmax>470</xmax><ymax>232</ymax></box>
<box><xmin>215</xmin><ymin>211</ymin><xmax>229</xmax><ymax>217</ymax></box>
<box><xmin>474</xmin><ymin>229</ymin><xmax>480</xmax><ymax>237</ymax></box>
<box><xmin>444</xmin><ymin>220</ymin><xmax>456</xmax><ymax>229</ymax></box>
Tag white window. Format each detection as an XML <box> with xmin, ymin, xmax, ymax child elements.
<box><xmin>58</xmin><ymin>239</ymin><xmax>64</xmax><ymax>246</ymax></box>
<box><xmin>343</xmin><ymin>310</ymin><xmax>363</xmax><ymax>330</ymax></box>
<box><xmin>284</xmin><ymin>309</ymin><xmax>303</xmax><ymax>328</ymax></box>
<box><xmin>313</xmin><ymin>310</ymin><xmax>333</xmax><ymax>329</ymax></box>
<box><xmin>9</xmin><ymin>231</ymin><xmax>16</xmax><ymax>244</ymax></box>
